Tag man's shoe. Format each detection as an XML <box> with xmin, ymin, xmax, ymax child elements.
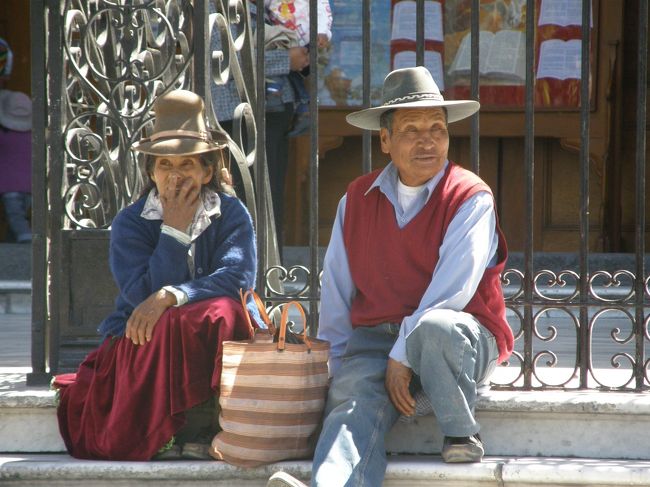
<box><xmin>441</xmin><ymin>434</ymin><xmax>484</xmax><ymax>463</ymax></box>
<box><xmin>267</xmin><ymin>471</ymin><xmax>308</xmax><ymax>487</ymax></box>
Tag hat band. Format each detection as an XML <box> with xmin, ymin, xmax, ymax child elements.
<box><xmin>384</xmin><ymin>92</ymin><xmax>444</xmax><ymax>106</ymax></box>
<box><xmin>149</xmin><ymin>129</ymin><xmax>212</xmax><ymax>142</ymax></box>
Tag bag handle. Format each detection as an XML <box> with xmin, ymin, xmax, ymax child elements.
<box><xmin>239</xmin><ymin>288</ymin><xmax>277</xmax><ymax>337</ymax></box>
<box><xmin>278</xmin><ymin>301</ymin><xmax>311</xmax><ymax>352</ymax></box>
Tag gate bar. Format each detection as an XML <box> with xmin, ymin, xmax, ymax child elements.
<box><xmin>522</xmin><ymin>0</ymin><xmax>536</xmax><ymax>389</ymax></box>
<box><xmin>578</xmin><ymin>0</ymin><xmax>592</xmax><ymax>389</ymax></box>
<box><xmin>470</xmin><ymin>0</ymin><xmax>479</xmax><ymax>174</ymax></box>
<box><xmin>362</xmin><ymin>0</ymin><xmax>372</xmax><ymax>175</ymax></box>
<box><xmin>634</xmin><ymin>0</ymin><xmax>648</xmax><ymax>390</ymax></box>
<box><xmin>27</xmin><ymin>0</ymin><xmax>49</xmax><ymax>385</ymax></box>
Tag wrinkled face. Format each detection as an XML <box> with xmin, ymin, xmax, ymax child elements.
<box><xmin>380</xmin><ymin>107</ymin><xmax>449</xmax><ymax>186</ymax></box>
<box><xmin>151</xmin><ymin>155</ymin><xmax>213</xmax><ymax>195</ymax></box>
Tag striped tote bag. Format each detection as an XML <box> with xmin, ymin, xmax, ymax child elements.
<box><xmin>210</xmin><ymin>290</ymin><xmax>330</xmax><ymax>467</ymax></box>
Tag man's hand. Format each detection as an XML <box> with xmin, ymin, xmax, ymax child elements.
<box><xmin>125</xmin><ymin>289</ymin><xmax>177</xmax><ymax>346</ymax></box>
<box><xmin>385</xmin><ymin>358</ymin><xmax>415</xmax><ymax>416</ymax></box>
<box><xmin>289</xmin><ymin>46</ymin><xmax>309</xmax><ymax>72</ymax></box>
<box><xmin>161</xmin><ymin>174</ymin><xmax>200</xmax><ymax>232</ymax></box>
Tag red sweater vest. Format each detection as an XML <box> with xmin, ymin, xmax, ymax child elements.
<box><xmin>342</xmin><ymin>163</ymin><xmax>513</xmax><ymax>363</ymax></box>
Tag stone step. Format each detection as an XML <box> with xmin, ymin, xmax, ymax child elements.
<box><xmin>1</xmin><ymin>454</ymin><xmax>649</xmax><ymax>487</ymax></box>
<box><xmin>2</xmin><ymin>368</ymin><xmax>650</xmax><ymax>461</ymax></box>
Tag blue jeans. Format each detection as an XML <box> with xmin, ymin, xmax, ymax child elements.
<box><xmin>2</xmin><ymin>192</ymin><xmax>31</xmax><ymax>243</ymax></box>
<box><xmin>311</xmin><ymin>309</ymin><xmax>499</xmax><ymax>487</ymax></box>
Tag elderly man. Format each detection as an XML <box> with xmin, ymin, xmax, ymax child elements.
<box><xmin>268</xmin><ymin>66</ymin><xmax>513</xmax><ymax>487</ymax></box>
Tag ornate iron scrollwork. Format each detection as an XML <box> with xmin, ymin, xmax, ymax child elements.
<box><xmin>62</xmin><ymin>0</ymin><xmax>194</xmax><ymax>228</ymax></box>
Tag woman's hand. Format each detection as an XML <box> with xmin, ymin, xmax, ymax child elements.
<box><xmin>125</xmin><ymin>289</ymin><xmax>177</xmax><ymax>345</ymax></box>
<box><xmin>161</xmin><ymin>174</ymin><xmax>200</xmax><ymax>232</ymax></box>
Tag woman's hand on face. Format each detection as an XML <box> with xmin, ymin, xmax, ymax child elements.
<box><xmin>125</xmin><ymin>289</ymin><xmax>177</xmax><ymax>346</ymax></box>
<box><xmin>160</xmin><ymin>174</ymin><xmax>200</xmax><ymax>232</ymax></box>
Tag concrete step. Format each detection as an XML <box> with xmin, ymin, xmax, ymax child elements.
<box><xmin>2</xmin><ymin>368</ymin><xmax>650</xmax><ymax>461</ymax></box>
<box><xmin>1</xmin><ymin>454</ymin><xmax>650</xmax><ymax>486</ymax></box>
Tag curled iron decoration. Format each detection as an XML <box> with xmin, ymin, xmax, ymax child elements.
<box><xmin>644</xmin><ymin>314</ymin><xmax>650</xmax><ymax>385</ymax></box>
<box><xmin>530</xmin><ymin>307</ymin><xmax>579</xmax><ymax>388</ymax></box>
<box><xmin>588</xmin><ymin>308</ymin><xmax>636</xmax><ymax>389</ymax></box>
<box><xmin>533</xmin><ymin>270</ymin><xmax>580</xmax><ymax>302</ymax></box>
<box><xmin>207</xmin><ymin>0</ymin><xmax>259</xmax><ymax>217</ymax></box>
<box><xmin>501</xmin><ymin>268</ymin><xmax>524</xmax><ymax>301</ymax></box>
<box><xmin>489</xmin><ymin>305</ymin><xmax>524</xmax><ymax>388</ymax></box>
<box><xmin>588</xmin><ymin>270</ymin><xmax>636</xmax><ymax>303</ymax></box>
<box><xmin>62</xmin><ymin>0</ymin><xmax>194</xmax><ymax>229</ymax></box>
<box><xmin>265</xmin><ymin>265</ymin><xmax>312</xmax><ymax>298</ymax></box>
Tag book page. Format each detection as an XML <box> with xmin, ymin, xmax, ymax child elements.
<box><xmin>536</xmin><ymin>39</ymin><xmax>582</xmax><ymax>80</ymax></box>
<box><xmin>393</xmin><ymin>50</ymin><xmax>445</xmax><ymax>89</ymax></box>
<box><xmin>447</xmin><ymin>31</ymin><xmax>494</xmax><ymax>76</ymax></box>
<box><xmin>391</xmin><ymin>1</ymin><xmax>443</xmax><ymax>42</ymax></box>
<box><xmin>538</xmin><ymin>0</ymin><xmax>593</xmax><ymax>28</ymax></box>
<box><xmin>484</xmin><ymin>30</ymin><xmax>525</xmax><ymax>81</ymax></box>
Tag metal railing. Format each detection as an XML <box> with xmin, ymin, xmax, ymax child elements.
<box><xmin>29</xmin><ymin>0</ymin><xmax>648</xmax><ymax>391</ymax></box>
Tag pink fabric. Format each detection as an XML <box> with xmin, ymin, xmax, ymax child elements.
<box><xmin>0</xmin><ymin>129</ymin><xmax>30</xmax><ymax>193</ymax></box>
<box><xmin>56</xmin><ymin>296</ymin><xmax>252</xmax><ymax>460</ymax></box>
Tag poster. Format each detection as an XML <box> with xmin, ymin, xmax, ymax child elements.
<box><xmin>319</xmin><ymin>0</ymin><xmax>595</xmax><ymax>109</ymax></box>
<box><xmin>444</xmin><ymin>0</ymin><xmax>594</xmax><ymax>108</ymax></box>
<box><xmin>317</xmin><ymin>0</ymin><xmax>392</xmax><ymax>107</ymax></box>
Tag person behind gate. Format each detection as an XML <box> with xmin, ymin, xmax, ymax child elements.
<box><xmin>267</xmin><ymin>66</ymin><xmax>514</xmax><ymax>487</ymax></box>
<box><xmin>56</xmin><ymin>90</ymin><xmax>260</xmax><ymax>461</ymax></box>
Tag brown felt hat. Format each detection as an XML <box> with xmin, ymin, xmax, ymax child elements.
<box><xmin>346</xmin><ymin>66</ymin><xmax>480</xmax><ymax>130</ymax></box>
<box><xmin>132</xmin><ymin>90</ymin><xmax>227</xmax><ymax>156</ymax></box>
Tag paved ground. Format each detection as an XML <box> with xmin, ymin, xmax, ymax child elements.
<box><xmin>0</xmin><ymin>313</ymin><xmax>29</xmax><ymax>367</ymax></box>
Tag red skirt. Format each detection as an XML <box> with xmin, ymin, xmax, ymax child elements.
<box><xmin>56</xmin><ymin>296</ymin><xmax>252</xmax><ymax>460</ymax></box>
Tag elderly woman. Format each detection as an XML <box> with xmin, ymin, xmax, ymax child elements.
<box><xmin>57</xmin><ymin>90</ymin><xmax>258</xmax><ymax>461</ymax></box>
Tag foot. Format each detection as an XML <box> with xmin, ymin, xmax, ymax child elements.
<box><xmin>267</xmin><ymin>471</ymin><xmax>308</xmax><ymax>487</ymax></box>
<box><xmin>441</xmin><ymin>434</ymin><xmax>484</xmax><ymax>463</ymax></box>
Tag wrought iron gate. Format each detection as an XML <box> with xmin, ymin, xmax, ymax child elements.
<box><xmin>28</xmin><ymin>0</ymin><xmax>649</xmax><ymax>392</ymax></box>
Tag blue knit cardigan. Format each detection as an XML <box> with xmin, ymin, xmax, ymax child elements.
<box><xmin>98</xmin><ymin>192</ymin><xmax>257</xmax><ymax>338</ymax></box>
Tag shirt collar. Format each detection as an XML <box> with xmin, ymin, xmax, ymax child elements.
<box><xmin>364</xmin><ymin>160</ymin><xmax>449</xmax><ymax>202</ymax></box>
<box><xmin>141</xmin><ymin>188</ymin><xmax>222</xmax><ymax>241</ymax></box>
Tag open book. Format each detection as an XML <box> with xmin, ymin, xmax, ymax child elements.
<box><xmin>536</xmin><ymin>39</ymin><xmax>582</xmax><ymax>80</ymax></box>
<box><xmin>391</xmin><ymin>0</ymin><xmax>443</xmax><ymax>42</ymax></box>
<box><xmin>448</xmin><ymin>30</ymin><xmax>526</xmax><ymax>83</ymax></box>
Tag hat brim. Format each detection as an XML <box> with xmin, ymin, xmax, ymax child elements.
<box><xmin>131</xmin><ymin>136</ymin><xmax>227</xmax><ymax>157</ymax></box>
<box><xmin>346</xmin><ymin>99</ymin><xmax>480</xmax><ymax>130</ymax></box>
